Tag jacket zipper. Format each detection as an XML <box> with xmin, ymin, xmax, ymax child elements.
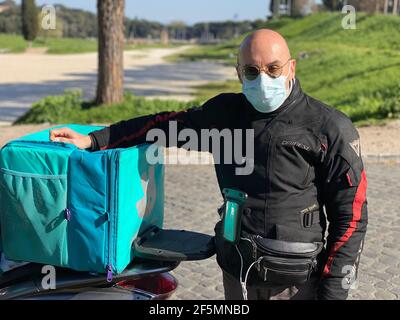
<box><xmin>264</xmin><ymin>136</ymin><xmax>273</xmax><ymax>236</ymax></box>
<box><xmin>260</xmin><ymin>96</ymin><xmax>301</xmax><ymax>236</ymax></box>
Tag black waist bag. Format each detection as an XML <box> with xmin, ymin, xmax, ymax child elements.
<box><xmin>248</xmin><ymin>235</ymin><xmax>324</xmax><ymax>285</ymax></box>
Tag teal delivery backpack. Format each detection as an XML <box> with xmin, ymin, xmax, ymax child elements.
<box><xmin>0</xmin><ymin>125</ymin><xmax>164</xmax><ymax>280</ymax></box>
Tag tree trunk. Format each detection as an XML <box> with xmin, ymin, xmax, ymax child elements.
<box><xmin>393</xmin><ymin>0</ymin><xmax>399</xmax><ymax>15</ymax></box>
<box><xmin>273</xmin><ymin>0</ymin><xmax>281</xmax><ymax>19</ymax></box>
<box><xmin>96</xmin><ymin>0</ymin><xmax>125</xmax><ymax>105</ymax></box>
<box><xmin>376</xmin><ymin>0</ymin><xmax>381</xmax><ymax>13</ymax></box>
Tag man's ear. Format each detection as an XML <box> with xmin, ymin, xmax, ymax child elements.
<box><xmin>236</xmin><ymin>66</ymin><xmax>243</xmax><ymax>84</ymax></box>
<box><xmin>290</xmin><ymin>59</ymin><xmax>297</xmax><ymax>80</ymax></box>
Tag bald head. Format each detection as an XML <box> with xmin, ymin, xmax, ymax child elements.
<box><xmin>236</xmin><ymin>29</ymin><xmax>296</xmax><ymax>86</ymax></box>
<box><xmin>238</xmin><ymin>29</ymin><xmax>291</xmax><ymax>66</ymax></box>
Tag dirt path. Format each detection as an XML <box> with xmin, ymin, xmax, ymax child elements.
<box><xmin>357</xmin><ymin>120</ymin><xmax>400</xmax><ymax>156</ymax></box>
<box><xmin>0</xmin><ymin>46</ymin><xmax>191</xmax><ymax>84</ymax></box>
<box><xmin>0</xmin><ymin>46</ymin><xmax>236</xmax><ymax>125</ymax></box>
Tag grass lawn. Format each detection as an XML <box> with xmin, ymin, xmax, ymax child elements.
<box><xmin>11</xmin><ymin>13</ymin><xmax>400</xmax><ymax>125</ymax></box>
<box><xmin>33</xmin><ymin>37</ymin><xmax>98</xmax><ymax>54</ymax></box>
<box><xmin>0</xmin><ymin>33</ymin><xmax>27</xmax><ymax>53</ymax></box>
<box><xmin>183</xmin><ymin>13</ymin><xmax>400</xmax><ymax>124</ymax></box>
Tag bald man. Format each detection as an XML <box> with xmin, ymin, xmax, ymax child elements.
<box><xmin>51</xmin><ymin>29</ymin><xmax>368</xmax><ymax>300</ymax></box>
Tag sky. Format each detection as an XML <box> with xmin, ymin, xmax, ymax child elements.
<box><xmin>15</xmin><ymin>0</ymin><xmax>324</xmax><ymax>25</ymax></box>
<box><xmin>14</xmin><ymin>0</ymin><xmax>276</xmax><ymax>25</ymax></box>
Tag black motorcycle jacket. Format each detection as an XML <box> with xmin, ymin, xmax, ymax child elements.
<box><xmin>89</xmin><ymin>79</ymin><xmax>368</xmax><ymax>300</ymax></box>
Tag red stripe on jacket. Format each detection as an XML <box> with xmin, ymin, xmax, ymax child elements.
<box><xmin>100</xmin><ymin>111</ymin><xmax>184</xmax><ymax>150</ymax></box>
<box><xmin>322</xmin><ymin>170</ymin><xmax>367</xmax><ymax>277</ymax></box>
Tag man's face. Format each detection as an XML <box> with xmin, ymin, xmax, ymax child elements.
<box><xmin>236</xmin><ymin>39</ymin><xmax>297</xmax><ymax>92</ymax></box>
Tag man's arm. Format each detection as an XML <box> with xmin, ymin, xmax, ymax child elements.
<box><xmin>50</xmin><ymin>94</ymin><xmax>233</xmax><ymax>150</ymax></box>
<box><xmin>89</xmin><ymin>94</ymin><xmax>231</xmax><ymax>151</ymax></box>
<box><xmin>318</xmin><ymin>112</ymin><xmax>368</xmax><ymax>300</ymax></box>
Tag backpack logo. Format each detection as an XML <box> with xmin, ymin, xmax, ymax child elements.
<box><xmin>349</xmin><ymin>139</ymin><xmax>360</xmax><ymax>157</ymax></box>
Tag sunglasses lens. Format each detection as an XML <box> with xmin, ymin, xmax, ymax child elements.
<box><xmin>243</xmin><ymin>66</ymin><xmax>259</xmax><ymax>81</ymax></box>
<box><xmin>267</xmin><ymin>66</ymin><xmax>281</xmax><ymax>78</ymax></box>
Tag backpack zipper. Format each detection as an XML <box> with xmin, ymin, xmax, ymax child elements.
<box><xmin>106</xmin><ymin>149</ymin><xmax>119</xmax><ymax>282</ymax></box>
<box><xmin>8</xmin><ymin>141</ymin><xmax>78</xmax><ymax>150</ymax></box>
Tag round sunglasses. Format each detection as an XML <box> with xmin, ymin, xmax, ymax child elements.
<box><xmin>237</xmin><ymin>58</ymin><xmax>292</xmax><ymax>81</ymax></box>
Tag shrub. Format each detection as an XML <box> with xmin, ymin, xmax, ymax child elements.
<box><xmin>378</xmin><ymin>97</ymin><xmax>400</xmax><ymax>119</ymax></box>
<box><xmin>15</xmin><ymin>90</ymin><xmax>199</xmax><ymax>125</ymax></box>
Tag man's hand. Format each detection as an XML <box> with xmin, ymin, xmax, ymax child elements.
<box><xmin>49</xmin><ymin>127</ymin><xmax>92</xmax><ymax>150</ymax></box>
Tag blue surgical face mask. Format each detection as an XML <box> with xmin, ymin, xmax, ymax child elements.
<box><xmin>242</xmin><ymin>72</ymin><xmax>290</xmax><ymax>113</ymax></box>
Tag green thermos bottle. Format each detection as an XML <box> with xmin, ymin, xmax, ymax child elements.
<box><xmin>222</xmin><ymin>188</ymin><xmax>248</xmax><ymax>244</ymax></box>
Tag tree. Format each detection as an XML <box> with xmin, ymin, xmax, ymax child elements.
<box><xmin>270</xmin><ymin>0</ymin><xmax>281</xmax><ymax>18</ymax></box>
<box><xmin>0</xmin><ymin>4</ymin><xmax>21</xmax><ymax>34</ymax></box>
<box><xmin>322</xmin><ymin>0</ymin><xmax>343</xmax><ymax>11</ymax></box>
<box><xmin>292</xmin><ymin>0</ymin><xmax>317</xmax><ymax>16</ymax></box>
<box><xmin>96</xmin><ymin>0</ymin><xmax>125</xmax><ymax>105</ymax></box>
<box><xmin>21</xmin><ymin>0</ymin><xmax>38</xmax><ymax>47</ymax></box>
<box><xmin>168</xmin><ymin>20</ymin><xmax>187</xmax><ymax>40</ymax></box>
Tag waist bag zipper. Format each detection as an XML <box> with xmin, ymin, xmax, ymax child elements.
<box><xmin>263</xmin><ymin>266</ymin><xmax>268</xmax><ymax>281</ymax></box>
<box><xmin>250</xmin><ymin>237</ymin><xmax>260</xmax><ymax>271</ymax></box>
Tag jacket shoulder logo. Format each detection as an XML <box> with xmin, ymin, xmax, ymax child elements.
<box><xmin>349</xmin><ymin>139</ymin><xmax>361</xmax><ymax>157</ymax></box>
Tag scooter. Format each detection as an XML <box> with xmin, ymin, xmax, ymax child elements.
<box><xmin>0</xmin><ymin>226</ymin><xmax>216</xmax><ymax>300</ymax></box>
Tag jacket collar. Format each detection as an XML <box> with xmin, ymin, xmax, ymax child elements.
<box><xmin>281</xmin><ymin>77</ymin><xmax>303</xmax><ymax>109</ymax></box>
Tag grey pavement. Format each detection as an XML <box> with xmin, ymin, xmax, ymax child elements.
<box><xmin>162</xmin><ymin>163</ymin><xmax>400</xmax><ymax>300</ymax></box>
